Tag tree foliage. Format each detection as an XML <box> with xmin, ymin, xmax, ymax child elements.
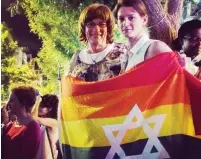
<box><xmin>16</xmin><ymin>0</ymin><xmax>86</xmax><ymax>94</ymax></box>
<box><xmin>1</xmin><ymin>23</ymin><xmax>40</xmax><ymax>100</ymax></box>
<box><xmin>4</xmin><ymin>0</ymin><xmax>199</xmax><ymax>96</ymax></box>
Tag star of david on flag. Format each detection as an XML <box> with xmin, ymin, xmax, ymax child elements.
<box><xmin>103</xmin><ymin>104</ymin><xmax>169</xmax><ymax>159</ymax></box>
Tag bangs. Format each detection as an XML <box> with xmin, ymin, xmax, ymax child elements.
<box><xmin>85</xmin><ymin>5</ymin><xmax>110</xmax><ymax>23</ymax></box>
<box><xmin>78</xmin><ymin>4</ymin><xmax>114</xmax><ymax>43</ymax></box>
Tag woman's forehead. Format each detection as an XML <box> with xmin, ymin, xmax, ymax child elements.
<box><xmin>117</xmin><ymin>7</ymin><xmax>138</xmax><ymax>16</ymax></box>
<box><xmin>86</xmin><ymin>16</ymin><xmax>107</xmax><ymax>22</ymax></box>
<box><xmin>89</xmin><ymin>18</ymin><xmax>106</xmax><ymax>22</ymax></box>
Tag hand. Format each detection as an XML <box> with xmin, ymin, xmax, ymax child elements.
<box><xmin>176</xmin><ymin>53</ymin><xmax>186</xmax><ymax>67</ymax></box>
<box><xmin>31</xmin><ymin>96</ymin><xmax>42</xmax><ymax>116</ymax></box>
<box><xmin>35</xmin><ymin>96</ymin><xmax>42</xmax><ymax>107</ymax></box>
<box><xmin>195</xmin><ymin>68</ymin><xmax>201</xmax><ymax>80</ymax></box>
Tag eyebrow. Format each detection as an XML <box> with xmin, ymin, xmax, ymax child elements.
<box><xmin>118</xmin><ymin>14</ymin><xmax>137</xmax><ymax>17</ymax></box>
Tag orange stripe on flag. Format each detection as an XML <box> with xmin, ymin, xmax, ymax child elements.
<box><xmin>61</xmin><ymin>74</ymin><xmax>189</xmax><ymax>121</ymax></box>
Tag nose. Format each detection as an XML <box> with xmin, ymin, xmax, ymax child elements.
<box><xmin>122</xmin><ymin>18</ymin><xmax>130</xmax><ymax>26</ymax></box>
<box><xmin>92</xmin><ymin>25</ymin><xmax>101</xmax><ymax>32</ymax></box>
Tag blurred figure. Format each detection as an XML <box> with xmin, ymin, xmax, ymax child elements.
<box><xmin>32</xmin><ymin>94</ymin><xmax>60</xmax><ymax>159</ymax></box>
<box><xmin>172</xmin><ymin>19</ymin><xmax>201</xmax><ymax>79</ymax></box>
<box><xmin>2</xmin><ymin>86</ymin><xmax>41</xmax><ymax>159</ymax></box>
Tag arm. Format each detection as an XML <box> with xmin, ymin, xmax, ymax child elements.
<box><xmin>195</xmin><ymin>67</ymin><xmax>201</xmax><ymax>80</ymax></box>
<box><xmin>32</xmin><ymin>96</ymin><xmax>57</xmax><ymax>129</ymax></box>
<box><xmin>146</xmin><ymin>41</ymin><xmax>187</xmax><ymax>67</ymax></box>
<box><xmin>145</xmin><ymin>40</ymin><xmax>172</xmax><ymax>60</ymax></box>
<box><xmin>31</xmin><ymin>96</ymin><xmax>42</xmax><ymax>118</ymax></box>
<box><xmin>35</xmin><ymin>117</ymin><xmax>58</xmax><ymax>129</ymax></box>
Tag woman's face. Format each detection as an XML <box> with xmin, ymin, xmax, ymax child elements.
<box><xmin>7</xmin><ymin>93</ymin><xmax>21</xmax><ymax>115</ymax></box>
<box><xmin>85</xmin><ymin>18</ymin><xmax>108</xmax><ymax>46</ymax></box>
<box><xmin>117</xmin><ymin>7</ymin><xmax>147</xmax><ymax>39</ymax></box>
<box><xmin>182</xmin><ymin>28</ymin><xmax>201</xmax><ymax>58</ymax></box>
<box><xmin>38</xmin><ymin>107</ymin><xmax>50</xmax><ymax>117</ymax></box>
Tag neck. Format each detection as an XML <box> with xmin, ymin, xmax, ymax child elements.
<box><xmin>16</xmin><ymin>111</ymin><xmax>33</xmax><ymax>125</ymax></box>
<box><xmin>88</xmin><ymin>42</ymin><xmax>107</xmax><ymax>54</ymax></box>
<box><xmin>128</xmin><ymin>32</ymin><xmax>145</xmax><ymax>49</ymax></box>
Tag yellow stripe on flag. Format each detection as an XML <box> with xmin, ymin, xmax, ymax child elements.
<box><xmin>61</xmin><ymin>104</ymin><xmax>195</xmax><ymax>147</ymax></box>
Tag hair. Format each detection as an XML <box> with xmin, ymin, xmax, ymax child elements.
<box><xmin>113</xmin><ymin>0</ymin><xmax>148</xmax><ymax>20</ymax></box>
<box><xmin>78</xmin><ymin>3</ymin><xmax>114</xmax><ymax>44</ymax></box>
<box><xmin>172</xmin><ymin>19</ymin><xmax>201</xmax><ymax>51</ymax></box>
<box><xmin>39</xmin><ymin>94</ymin><xmax>59</xmax><ymax>119</ymax></box>
<box><xmin>12</xmin><ymin>86</ymin><xmax>37</xmax><ymax>113</ymax></box>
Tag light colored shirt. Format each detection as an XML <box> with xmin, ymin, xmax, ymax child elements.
<box><xmin>126</xmin><ymin>35</ymin><xmax>155</xmax><ymax>71</ymax></box>
<box><xmin>79</xmin><ymin>43</ymin><xmax>114</xmax><ymax>64</ymax></box>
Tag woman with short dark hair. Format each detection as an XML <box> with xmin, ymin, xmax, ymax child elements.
<box><xmin>172</xmin><ymin>19</ymin><xmax>201</xmax><ymax>79</ymax></box>
<box><xmin>3</xmin><ymin>86</ymin><xmax>41</xmax><ymax>159</ymax></box>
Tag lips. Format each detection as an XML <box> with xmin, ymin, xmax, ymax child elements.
<box><xmin>123</xmin><ymin>29</ymin><xmax>133</xmax><ymax>33</ymax></box>
<box><xmin>90</xmin><ymin>34</ymin><xmax>101</xmax><ymax>36</ymax></box>
<box><xmin>90</xmin><ymin>34</ymin><xmax>102</xmax><ymax>38</ymax></box>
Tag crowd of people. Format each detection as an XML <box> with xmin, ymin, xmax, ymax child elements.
<box><xmin>2</xmin><ymin>87</ymin><xmax>61</xmax><ymax>159</ymax></box>
<box><xmin>1</xmin><ymin>0</ymin><xmax>201</xmax><ymax>158</ymax></box>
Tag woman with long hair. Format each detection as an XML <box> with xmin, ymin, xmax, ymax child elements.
<box><xmin>32</xmin><ymin>94</ymin><xmax>60</xmax><ymax>159</ymax></box>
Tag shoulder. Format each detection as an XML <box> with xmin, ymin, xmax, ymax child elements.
<box><xmin>149</xmin><ymin>40</ymin><xmax>172</xmax><ymax>53</ymax></box>
<box><xmin>71</xmin><ymin>50</ymin><xmax>81</xmax><ymax>62</ymax></box>
<box><xmin>67</xmin><ymin>50</ymin><xmax>82</xmax><ymax>75</ymax></box>
<box><xmin>26</xmin><ymin>120</ymin><xmax>40</xmax><ymax>132</ymax></box>
<box><xmin>146</xmin><ymin>40</ymin><xmax>172</xmax><ymax>59</ymax></box>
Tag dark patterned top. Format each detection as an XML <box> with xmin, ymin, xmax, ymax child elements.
<box><xmin>68</xmin><ymin>43</ymin><xmax>129</xmax><ymax>82</ymax></box>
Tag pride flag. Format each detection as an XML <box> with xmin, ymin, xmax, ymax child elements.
<box><xmin>60</xmin><ymin>53</ymin><xmax>201</xmax><ymax>159</ymax></box>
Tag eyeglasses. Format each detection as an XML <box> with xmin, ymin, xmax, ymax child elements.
<box><xmin>85</xmin><ymin>22</ymin><xmax>107</xmax><ymax>28</ymax></box>
<box><xmin>184</xmin><ymin>36</ymin><xmax>201</xmax><ymax>43</ymax></box>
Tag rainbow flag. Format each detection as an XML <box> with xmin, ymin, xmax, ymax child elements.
<box><xmin>60</xmin><ymin>53</ymin><xmax>201</xmax><ymax>159</ymax></box>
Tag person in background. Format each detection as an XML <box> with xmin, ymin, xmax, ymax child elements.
<box><xmin>172</xmin><ymin>19</ymin><xmax>201</xmax><ymax>79</ymax></box>
<box><xmin>1</xmin><ymin>105</ymin><xmax>9</xmax><ymax>128</ymax></box>
<box><xmin>32</xmin><ymin>94</ymin><xmax>60</xmax><ymax>159</ymax></box>
<box><xmin>3</xmin><ymin>86</ymin><xmax>41</xmax><ymax>159</ymax></box>
<box><xmin>68</xmin><ymin>3</ymin><xmax>128</xmax><ymax>81</ymax></box>
<box><xmin>113</xmin><ymin>0</ymin><xmax>173</xmax><ymax>71</ymax></box>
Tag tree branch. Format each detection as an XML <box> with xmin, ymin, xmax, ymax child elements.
<box><xmin>143</xmin><ymin>0</ymin><xmax>166</xmax><ymax>28</ymax></box>
<box><xmin>167</xmin><ymin>0</ymin><xmax>184</xmax><ymax>16</ymax></box>
<box><xmin>166</xmin><ymin>0</ymin><xmax>184</xmax><ymax>31</ymax></box>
